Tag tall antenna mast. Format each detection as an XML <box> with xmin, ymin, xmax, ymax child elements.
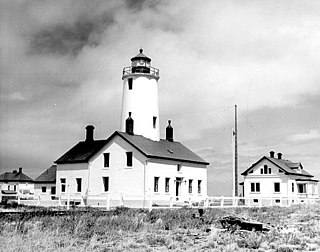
<box><xmin>233</xmin><ymin>104</ymin><xmax>238</xmax><ymax>197</ymax></box>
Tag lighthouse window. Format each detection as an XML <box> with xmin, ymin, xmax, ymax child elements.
<box><xmin>153</xmin><ymin>116</ymin><xmax>157</xmax><ymax>128</ymax></box>
<box><xmin>128</xmin><ymin>78</ymin><xmax>133</xmax><ymax>90</ymax></box>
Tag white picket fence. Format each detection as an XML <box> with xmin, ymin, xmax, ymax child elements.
<box><xmin>1</xmin><ymin>193</ymin><xmax>319</xmax><ymax>210</ymax></box>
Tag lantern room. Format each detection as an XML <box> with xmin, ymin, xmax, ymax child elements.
<box><xmin>122</xmin><ymin>48</ymin><xmax>159</xmax><ymax>80</ymax></box>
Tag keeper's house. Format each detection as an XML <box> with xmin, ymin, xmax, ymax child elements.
<box><xmin>0</xmin><ymin>167</ymin><xmax>34</xmax><ymax>195</ymax></box>
<box><xmin>241</xmin><ymin>151</ymin><xmax>319</xmax><ymax>205</ymax></box>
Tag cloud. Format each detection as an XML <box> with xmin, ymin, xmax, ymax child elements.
<box><xmin>1</xmin><ymin>0</ymin><xmax>320</xmax><ymax>195</ymax></box>
<box><xmin>30</xmin><ymin>15</ymin><xmax>113</xmax><ymax>57</ymax></box>
<box><xmin>288</xmin><ymin>130</ymin><xmax>320</xmax><ymax>142</ymax></box>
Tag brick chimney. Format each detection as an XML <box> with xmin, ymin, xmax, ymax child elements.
<box><xmin>85</xmin><ymin>125</ymin><xmax>95</xmax><ymax>142</ymax></box>
<box><xmin>126</xmin><ymin>112</ymin><xmax>134</xmax><ymax>135</ymax></box>
<box><xmin>277</xmin><ymin>152</ymin><xmax>282</xmax><ymax>160</ymax></box>
<box><xmin>18</xmin><ymin>167</ymin><xmax>22</xmax><ymax>173</ymax></box>
<box><xmin>166</xmin><ymin>120</ymin><xmax>173</xmax><ymax>142</ymax></box>
<box><xmin>270</xmin><ymin>151</ymin><xmax>275</xmax><ymax>158</ymax></box>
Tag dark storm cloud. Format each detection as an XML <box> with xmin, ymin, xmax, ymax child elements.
<box><xmin>30</xmin><ymin>14</ymin><xmax>114</xmax><ymax>56</ymax></box>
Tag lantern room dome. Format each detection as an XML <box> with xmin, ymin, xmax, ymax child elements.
<box><xmin>131</xmin><ymin>48</ymin><xmax>151</xmax><ymax>62</ymax></box>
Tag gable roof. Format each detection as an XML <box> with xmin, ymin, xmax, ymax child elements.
<box><xmin>241</xmin><ymin>156</ymin><xmax>313</xmax><ymax>178</ymax></box>
<box><xmin>34</xmin><ymin>165</ymin><xmax>57</xmax><ymax>183</ymax></box>
<box><xmin>117</xmin><ymin>132</ymin><xmax>209</xmax><ymax>165</ymax></box>
<box><xmin>55</xmin><ymin>131</ymin><xmax>209</xmax><ymax>165</ymax></box>
<box><xmin>55</xmin><ymin>140</ymin><xmax>108</xmax><ymax>164</ymax></box>
<box><xmin>0</xmin><ymin>170</ymin><xmax>33</xmax><ymax>183</ymax></box>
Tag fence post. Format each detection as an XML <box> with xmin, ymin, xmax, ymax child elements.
<box><xmin>220</xmin><ymin>196</ymin><xmax>224</xmax><ymax>207</ymax></box>
<box><xmin>149</xmin><ymin>194</ymin><xmax>153</xmax><ymax>211</ymax></box>
<box><xmin>247</xmin><ymin>198</ymin><xmax>251</xmax><ymax>207</ymax></box>
<box><xmin>189</xmin><ymin>197</ymin><xmax>192</xmax><ymax>207</ymax></box>
<box><xmin>80</xmin><ymin>196</ymin><xmax>85</xmax><ymax>206</ymax></box>
<box><xmin>234</xmin><ymin>196</ymin><xmax>238</xmax><ymax>207</ymax></box>
<box><xmin>106</xmin><ymin>194</ymin><xmax>111</xmax><ymax>211</ymax></box>
<box><xmin>204</xmin><ymin>198</ymin><xmax>209</xmax><ymax>208</ymax></box>
<box><xmin>67</xmin><ymin>185</ymin><xmax>70</xmax><ymax>210</ymax></box>
<box><xmin>58</xmin><ymin>195</ymin><xmax>62</xmax><ymax>207</ymax></box>
<box><xmin>37</xmin><ymin>195</ymin><xmax>41</xmax><ymax>206</ymax></box>
<box><xmin>170</xmin><ymin>197</ymin><xmax>173</xmax><ymax>208</ymax></box>
<box><xmin>120</xmin><ymin>193</ymin><xmax>124</xmax><ymax>207</ymax></box>
<box><xmin>18</xmin><ymin>194</ymin><xmax>21</xmax><ymax>205</ymax></box>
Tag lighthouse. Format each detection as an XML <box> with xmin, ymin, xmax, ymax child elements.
<box><xmin>120</xmin><ymin>49</ymin><xmax>160</xmax><ymax>141</ymax></box>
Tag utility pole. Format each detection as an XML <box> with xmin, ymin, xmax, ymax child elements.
<box><xmin>233</xmin><ymin>104</ymin><xmax>238</xmax><ymax>197</ymax></box>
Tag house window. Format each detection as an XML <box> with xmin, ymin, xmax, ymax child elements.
<box><xmin>249</xmin><ymin>169</ymin><xmax>253</xmax><ymax>174</ymax></box>
<box><xmin>268</xmin><ymin>168</ymin><xmax>271</xmax><ymax>174</ymax></box>
<box><xmin>298</xmin><ymin>184</ymin><xmax>306</xmax><ymax>193</ymax></box>
<box><xmin>177</xmin><ymin>164</ymin><xmax>182</xmax><ymax>172</ymax></box>
<box><xmin>279</xmin><ymin>169</ymin><xmax>283</xmax><ymax>173</ymax></box>
<box><xmin>41</xmin><ymin>186</ymin><xmax>46</xmax><ymax>193</ymax></box>
<box><xmin>198</xmin><ymin>180</ymin><xmax>202</xmax><ymax>194</ymax></box>
<box><xmin>128</xmin><ymin>78</ymin><xmax>133</xmax><ymax>90</ymax></box>
<box><xmin>126</xmin><ymin>152</ymin><xmax>133</xmax><ymax>167</ymax></box>
<box><xmin>154</xmin><ymin>177</ymin><xmax>159</xmax><ymax>192</ymax></box>
<box><xmin>103</xmin><ymin>177</ymin><xmax>109</xmax><ymax>192</ymax></box>
<box><xmin>13</xmin><ymin>185</ymin><xmax>17</xmax><ymax>191</ymax></box>
<box><xmin>165</xmin><ymin>178</ymin><xmax>170</xmax><ymax>193</ymax></box>
<box><xmin>292</xmin><ymin>183</ymin><xmax>295</xmax><ymax>192</ymax></box>
<box><xmin>76</xmin><ymin>178</ymin><xmax>82</xmax><ymax>193</ymax></box>
<box><xmin>260</xmin><ymin>168</ymin><xmax>263</xmax><ymax>174</ymax></box>
<box><xmin>104</xmin><ymin>153</ymin><xmax>110</xmax><ymax>167</ymax></box>
<box><xmin>60</xmin><ymin>178</ymin><xmax>66</xmax><ymax>193</ymax></box>
<box><xmin>264</xmin><ymin>165</ymin><xmax>268</xmax><ymax>174</ymax></box>
<box><xmin>189</xmin><ymin>179</ymin><xmax>193</xmax><ymax>193</ymax></box>
<box><xmin>153</xmin><ymin>116</ymin><xmax>157</xmax><ymax>129</ymax></box>
<box><xmin>250</xmin><ymin>182</ymin><xmax>260</xmax><ymax>192</ymax></box>
<box><xmin>274</xmin><ymin>182</ymin><xmax>280</xmax><ymax>193</ymax></box>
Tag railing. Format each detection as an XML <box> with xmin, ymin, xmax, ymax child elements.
<box><xmin>1</xmin><ymin>193</ymin><xmax>319</xmax><ymax>210</ymax></box>
<box><xmin>122</xmin><ymin>66</ymin><xmax>159</xmax><ymax>79</ymax></box>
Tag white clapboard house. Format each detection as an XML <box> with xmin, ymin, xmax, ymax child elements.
<box><xmin>241</xmin><ymin>151</ymin><xmax>319</xmax><ymax>205</ymax></box>
<box><xmin>55</xmin><ymin>49</ymin><xmax>209</xmax><ymax>207</ymax></box>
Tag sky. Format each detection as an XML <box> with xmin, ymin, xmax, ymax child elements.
<box><xmin>1</xmin><ymin>0</ymin><xmax>320</xmax><ymax>196</ymax></box>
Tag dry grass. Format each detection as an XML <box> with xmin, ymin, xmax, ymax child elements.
<box><xmin>1</xmin><ymin>204</ymin><xmax>320</xmax><ymax>251</ymax></box>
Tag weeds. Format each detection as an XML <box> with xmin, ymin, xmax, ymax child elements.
<box><xmin>1</xmin><ymin>205</ymin><xmax>320</xmax><ymax>251</ymax></box>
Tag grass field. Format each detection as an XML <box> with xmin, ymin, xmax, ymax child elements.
<box><xmin>1</xmin><ymin>204</ymin><xmax>320</xmax><ymax>251</ymax></box>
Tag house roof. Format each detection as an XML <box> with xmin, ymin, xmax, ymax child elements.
<box><xmin>55</xmin><ymin>140</ymin><xmax>108</xmax><ymax>164</ymax></box>
<box><xmin>117</xmin><ymin>132</ymin><xmax>209</xmax><ymax>165</ymax></box>
<box><xmin>55</xmin><ymin>131</ymin><xmax>209</xmax><ymax>165</ymax></box>
<box><xmin>34</xmin><ymin>165</ymin><xmax>57</xmax><ymax>183</ymax></box>
<box><xmin>0</xmin><ymin>170</ymin><xmax>33</xmax><ymax>183</ymax></box>
<box><xmin>241</xmin><ymin>156</ymin><xmax>313</xmax><ymax>178</ymax></box>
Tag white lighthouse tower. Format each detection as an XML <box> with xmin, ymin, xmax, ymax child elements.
<box><xmin>120</xmin><ymin>49</ymin><xmax>160</xmax><ymax>141</ymax></box>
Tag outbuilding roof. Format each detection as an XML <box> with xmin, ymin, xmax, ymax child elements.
<box><xmin>55</xmin><ymin>131</ymin><xmax>209</xmax><ymax>165</ymax></box>
<box><xmin>241</xmin><ymin>155</ymin><xmax>313</xmax><ymax>178</ymax></box>
<box><xmin>0</xmin><ymin>169</ymin><xmax>33</xmax><ymax>183</ymax></box>
<box><xmin>34</xmin><ymin>165</ymin><xmax>57</xmax><ymax>183</ymax></box>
